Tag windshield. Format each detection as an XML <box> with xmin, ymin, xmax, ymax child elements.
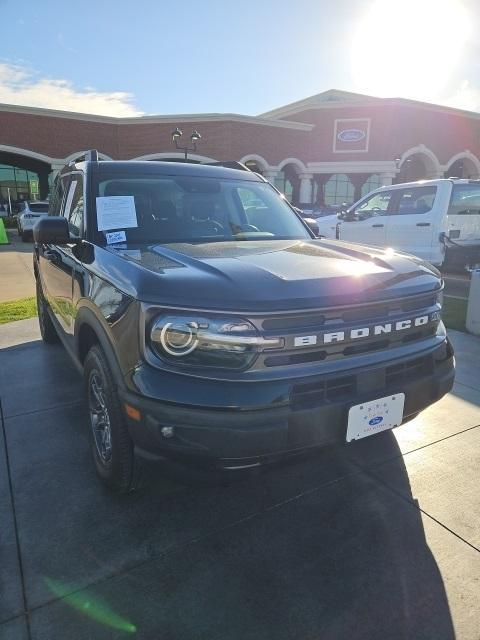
<box><xmin>93</xmin><ymin>174</ymin><xmax>311</xmax><ymax>244</ymax></box>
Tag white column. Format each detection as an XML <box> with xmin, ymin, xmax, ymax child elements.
<box><xmin>298</xmin><ymin>173</ymin><xmax>314</xmax><ymax>205</ymax></box>
<box><xmin>264</xmin><ymin>170</ymin><xmax>279</xmax><ymax>185</ymax></box>
<box><xmin>379</xmin><ymin>172</ymin><xmax>396</xmax><ymax>186</ymax></box>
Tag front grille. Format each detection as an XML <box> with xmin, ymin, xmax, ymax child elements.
<box><xmin>386</xmin><ymin>355</ymin><xmax>434</xmax><ymax>386</ymax></box>
<box><xmin>291</xmin><ymin>353</ymin><xmax>435</xmax><ymax>408</ymax></box>
<box><xmin>254</xmin><ymin>292</ymin><xmax>441</xmax><ymax>370</ymax></box>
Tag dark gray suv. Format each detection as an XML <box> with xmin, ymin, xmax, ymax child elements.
<box><xmin>33</xmin><ymin>151</ymin><xmax>454</xmax><ymax>492</ymax></box>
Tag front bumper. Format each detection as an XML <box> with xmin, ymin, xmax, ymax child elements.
<box><xmin>121</xmin><ymin>339</ymin><xmax>454</xmax><ymax>469</ymax></box>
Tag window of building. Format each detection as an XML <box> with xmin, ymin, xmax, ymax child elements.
<box><xmin>276</xmin><ymin>171</ymin><xmax>294</xmax><ymax>202</ymax></box>
<box><xmin>324</xmin><ymin>174</ymin><xmax>354</xmax><ymax>205</ymax></box>
<box><xmin>0</xmin><ymin>164</ymin><xmax>41</xmax><ymax>211</ymax></box>
<box><xmin>361</xmin><ymin>174</ymin><xmax>381</xmax><ymax>197</ymax></box>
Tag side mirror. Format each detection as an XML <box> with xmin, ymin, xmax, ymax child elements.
<box><xmin>303</xmin><ymin>217</ymin><xmax>319</xmax><ymax>236</ymax></box>
<box><xmin>33</xmin><ymin>216</ymin><xmax>70</xmax><ymax>244</ymax></box>
<box><xmin>341</xmin><ymin>210</ymin><xmax>356</xmax><ymax>222</ymax></box>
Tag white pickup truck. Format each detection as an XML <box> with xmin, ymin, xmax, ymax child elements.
<box><xmin>315</xmin><ymin>179</ymin><xmax>480</xmax><ymax>269</ymax></box>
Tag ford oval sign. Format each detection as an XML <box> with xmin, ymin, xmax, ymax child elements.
<box><xmin>337</xmin><ymin>128</ymin><xmax>366</xmax><ymax>142</ymax></box>
<box><xmin>368</xmin><ymin>416</ymin><xmax>383</xmax><ymax>426</ymax></box>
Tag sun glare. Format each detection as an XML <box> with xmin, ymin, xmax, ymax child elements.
<box><xmin>351</xmin><ymin>0</ymin><xmax>471</xmax><ymax>101</ymax></box>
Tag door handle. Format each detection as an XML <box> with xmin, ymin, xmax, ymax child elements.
<box><xmin>372</xmin><ymin>224</ymin><xmax>384</xmax><ymax>228</ymax></box>
<box><xmin>416</xmin><ymin>222</ymin><xmax>431</xmax><ymax>227</ymax></box>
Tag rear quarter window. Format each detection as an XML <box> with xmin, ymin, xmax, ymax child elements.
<box><xmin>448</xmin><ymin>185</ymin><xmax>480</xmax><ymax>215</ymax></box>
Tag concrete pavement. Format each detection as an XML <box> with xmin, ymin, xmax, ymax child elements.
<box><xmin>0</xmin><ymin>231</ymin><xmax>35</xmax><ymax>302</ymax></box>
<box><xmin>0</xmin><ymin>319</ymin><xmax>479</xmax><ymax>639</ymax></box>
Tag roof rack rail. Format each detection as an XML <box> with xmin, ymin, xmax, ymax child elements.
<box><xmin>69</xmin><ymin>149</ymin><xmax>99</xmax><ymax>166</ymax></box>
<box><xmin>205</xmin><ymin>161</ymin><xmax>251</xmax><ymax>171</ymax></box>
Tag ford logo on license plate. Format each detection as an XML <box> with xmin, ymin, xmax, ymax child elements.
<box><xmin>368</xmin><ymin>416</ymin><xmax>383</xmax><ymax>426</ymax></box>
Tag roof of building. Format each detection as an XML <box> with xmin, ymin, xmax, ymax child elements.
<box><xmin>260</xmin><ymin>89</ymin><xmax>480</xmax><ymax>121</ymax></box>
<box><xmin>0</xmin><ymin>88</ymin><xmax>479</xmax><ymax>126</ymax></box>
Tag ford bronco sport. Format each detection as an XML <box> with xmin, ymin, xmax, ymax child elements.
<box><xmin>33</xmin><ymin>151</ymin><xmax>455</xmax><ymax>492</ymax></box>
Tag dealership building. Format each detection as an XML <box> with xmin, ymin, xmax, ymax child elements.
<box><xmin>2</xmin><ymin>89</ymin><xmax>480</xmax><ymax>208</ymax></box>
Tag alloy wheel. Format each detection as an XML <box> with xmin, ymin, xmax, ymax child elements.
<box><xmin>88</xmin><ymin>371</ymin><xmax>113</xmax><ymax>463</ymax></box>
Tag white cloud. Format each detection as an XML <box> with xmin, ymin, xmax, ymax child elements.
<box><xmin>444</xmin><ymin>80</ymin><xmax>480</xmax><ymax>113</ymax></box>
<box><xmin>0</xmin><ymin>62</ymin><xmax>143</xmax><ymax>117</ymax></box>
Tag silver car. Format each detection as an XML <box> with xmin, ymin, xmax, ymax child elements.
<box><xmin>17</xmin><ymin>201</ymin><xmax>49</xmax><ymax>241</ymax></box>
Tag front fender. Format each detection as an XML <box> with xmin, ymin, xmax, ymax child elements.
<box><xmin>74</xmin><ymin>297</ymin><xmax>140</xmax><ymax>391</ymax></box>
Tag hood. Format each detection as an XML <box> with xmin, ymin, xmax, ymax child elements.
<box><xmin>102</xmin><ymin>239</ymin><xmax>441</xmax><ymax>312</ymax></box>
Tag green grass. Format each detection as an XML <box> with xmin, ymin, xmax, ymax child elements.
<box><xmin>0</xmin><ymin>297</ymin><xmax>37</xmax><ymax>324</ymax></box>
<box><xmin>442</xmin><ymin>296</ymin><xmax>467</xmax><ymax>332</ymax></box>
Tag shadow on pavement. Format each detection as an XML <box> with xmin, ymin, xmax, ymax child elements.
<box><xmin>0</xmin><ymin>338</ymin><xmax>456</xmax><ymax>639</ymax></box>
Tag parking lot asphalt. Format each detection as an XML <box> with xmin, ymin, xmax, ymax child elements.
<box><xmin>0</xmin><ymin>319</ymin><xmax>479</xmax><ymax>639</ymax></box>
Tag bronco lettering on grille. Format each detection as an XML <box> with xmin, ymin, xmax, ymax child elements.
<box><xmin>294</xmin><ymin>314</ymin><xmax>431</xmax><ymax>348</ymax></box>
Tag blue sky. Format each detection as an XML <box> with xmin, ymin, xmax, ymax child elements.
<box><xmin>0</xmin><ymin>0</ymin><xmax>479</xmax><ymax>116</ymax></box>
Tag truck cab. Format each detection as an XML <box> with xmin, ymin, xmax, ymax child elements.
<box><xmin>315</xmin><ymin>179</ymin><xmax>480</xmax><ymax>269</ymax></box>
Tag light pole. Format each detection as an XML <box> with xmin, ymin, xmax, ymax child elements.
<box><xmin>171</xmin><ymin>128</ymin><xmax>202</xmax><ymax>161</ymax></box>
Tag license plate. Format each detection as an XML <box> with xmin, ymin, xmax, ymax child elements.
<box><xmin>346</xmin><ymin>393</ymin><xmax>405</xmax><ymax>443</ymax></box>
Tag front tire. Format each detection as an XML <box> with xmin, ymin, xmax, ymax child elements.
<box><xmin>84</xmin><ymin>345</ymin><xmax>139</xmax><ymax>493</ymax></box>
<box><xmin>36</xmin><ymin>279</ymin><xmax>59</xmax><ymax>344</ymax></box>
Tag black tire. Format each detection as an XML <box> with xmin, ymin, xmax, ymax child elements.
<box><xmin>36</xmin><ymin>279</ymin><xmax>59</xmax><ymax>344</ymax></box>
<box><xmin>84</xmin><ymin>345</ymin><xmax>139</xmax><ymax>493</ymax></box>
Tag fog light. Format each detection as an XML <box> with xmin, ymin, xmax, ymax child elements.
<box><xmin>161</xmin><ymin>426</ymin><xmax>175</xmax><ymax>439</ymax></box>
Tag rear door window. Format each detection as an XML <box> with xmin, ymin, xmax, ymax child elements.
<box><xmin>392</xmin><ymin>186</ymin><xmax>437</xmax><ymax>215</ymax></box>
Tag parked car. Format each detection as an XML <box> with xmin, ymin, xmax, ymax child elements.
<box><xmin>17</xmin><ymin>200</ymin><xmax>49</xmax><ymax>241</ymax></box>
<box><xmin>33</xmin><ymin>151</ymin><xmax>454</xmax><ymax>492</ymax></box>
<box><xmin>315</xmin><ymin>179</ymin><xmax>480</xmax><ymax>269</ymax></box>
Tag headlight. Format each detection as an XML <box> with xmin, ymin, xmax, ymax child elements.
<box><xmin>150</xmin><ymin>315</ymin><xmax>282</xmax><ymax>369</ymax></box>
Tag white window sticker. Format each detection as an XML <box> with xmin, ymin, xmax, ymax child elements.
<box><xmin>64</xmin><ymin>180</ymin><xmax>78</xmax><ymax>218</ymax></box>
<box><xmin>105</xmin><ymin>230</ymin><xmax>127</xmax><ymax>245</ymax></box>
<box><xmin>96</xmin><ymin>196</ymin><xmax>138</xmax><ymax>231</ymax></box>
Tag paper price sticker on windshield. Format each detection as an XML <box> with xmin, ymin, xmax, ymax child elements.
<box><xmin>105</xmin><ymin>230</ymin><xmax>127</xmax><ymax>245</ymax></box>
<box><xmin>96</xmin><ymin>196</ymin><xmax>138</xmax><ymax>231</ymax></box>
